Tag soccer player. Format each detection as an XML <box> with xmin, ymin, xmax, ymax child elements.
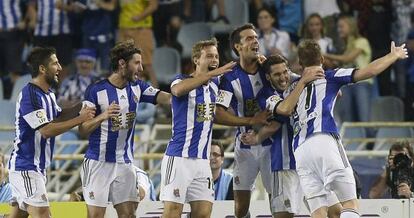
<box><xmin>79</xmin><ymin>40</ymin><xmax>170</xmax><ymax>218</ymax></box>
<box><xmin>241</xmin><ymin>54</ymin><xmax>341</xmax><ymax>218</ymax></box>
<box><xmin>160</xmin><ymin>38</ymin><xmax>235</xmax><ymax>218</ymax></box>
<box><xmin>268</xmin><ymin>40</ymin><xmax>407</xmax><ymax>218</ymax></box>
<box><xmin>8</xmin><ymin>47</ymin><xmax>96</xmax><ymax>218</ymax></box>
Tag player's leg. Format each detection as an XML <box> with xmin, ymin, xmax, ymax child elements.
<box><xmin>233</xmin><ymin>148</ymin><xmax>260</xmax><ymax>218</ymax></box>
<box><xmin>327</xmin><ymin>202</ymin><xmax>342</xmax><ymax>218</ymax></box>
<box><xmin>111</xmin><ymin>163</ymin><xmax>140</xmax><ymax>218</ymax></box>
<box><xmin>271</xmin><ymin>170</ymin><xmax>303</xmax><ymax>218</ymax></box>
<box><xmin>187</xmin><ymin>159</ymin><xmax>214</xmax><ymax>218</ymax></box>
<box><xmin>80</xmin><ymin>159</ymin><xmax>115</xmax><ymax>218</ymax></box>
<box><xmin>259</xmin><ymin>146</ymin><xmax>274</xmax><ymax>215</ymax></box>
<box><xmin>160</xmin><ymin>156</ymin><xmax>190</xmax><ymax>217</ymax></box>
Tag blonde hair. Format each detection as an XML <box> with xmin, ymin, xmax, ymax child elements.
<box><xmin>303</xmin><ymin>13</ymin><xmax>325</xmax><ymax>39</ymax></box>
<box><xmin>191</xmin><ymin>38</ymin><xmax>218</xmax><ymax>70</ymax></box>
<box><xmin>338</xmin><ymin>15</ymin><xmax>360</xmax><ymax>52</ymax></box>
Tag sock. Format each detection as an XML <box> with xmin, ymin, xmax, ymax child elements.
<box><xmin>340</xmin><ymin>208</ymin><xmax>360</xmax><ymax>218</ymax></box>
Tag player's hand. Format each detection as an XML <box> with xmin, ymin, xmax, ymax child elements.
<box><xmin>257</xmin><ymin>54</ymin><xmax>267</xmax><ymax>65</ymax></box>
<box><xmin>249</xmin><ymin>109</ymin><xmax>271</xmax><ymax>126</ymax></box>
<box><xmin>79</xmin><ymin>106</ymin><xmax>96</xmax><ymax>121</ymax></box>
<box><xmin>390</xmin><ymin>41</ymin><xmax>408</xmax><ymax>60</ymax></box>
<box><xmin>240</xmin><ymin>130</ymin><xmax>260</xmax><ymax>146</ymax></box>
<box><xmin>207</xmin><ymin>61</ymin><xmax>236</xmax><ymax>78</ymax></box>
<box><xmin>103</xmin><ymin>101</ymin><xmax>120</xmax><ymax>120</ymax></box>
<box><xmin>301</xmin><ymin>66</ymin><xmax>325</xmax><ymax>84</ymax></box>
<box><xmin>397</xmin><ymin>183</ymin><xmax>412</xmax><ymax>198</ymax></box>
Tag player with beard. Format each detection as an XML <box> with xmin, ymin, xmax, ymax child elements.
<box><xmin>160</xmin><ymin>38</ymin><xmax>235</xmax><ymax>218</ymax></box>
<box><xmin>8</xmin><ymin>47</ymin><xmax>96</xmax><ymax>218</ymax></box>
<box><xmin>79</xmin><ymin>40</ymin><xmax>170</xmax><ymax>218</ymax></box>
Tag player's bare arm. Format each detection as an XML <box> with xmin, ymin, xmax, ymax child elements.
<box><xmin>53</xmin><ymin>102</ymin><xmax>84</xmax><ymax>122</ymax></box>
<box><xmin>171</xmin><ymin>61</ymin><xmax>236</xmax><ymax>97</ymax></box>
<box><xmin>155</xmin><ymin>91</ymin><xmax>172</xmax><ymax>105</ymax></box>
<box><xmin>39</xmin><ymin>105</ymin><xmax>96</xmax><ymax>138</ymax></box>
<box><xmin>214</xmin><ymin>105</ymin><xmax>271</xmax><ymax>126</ymax></box>
<box><xmin>353</xmin><ymin>41</ymin><xmax>408</xmax><ymax>82</ymax></box>
<box><xmin>275</xmin><ymin>66</ymin><xmax>325</xmax><ymax>116</ymax></box>
<box><xmin>240</xmin><ymin>121</ymin><xmax>281</xmax><ymax>145</ymax></box>
<box><xmin>79</xmin><ymin>102</ymin><xmax>120</xmax><ymax>138</ymax></box>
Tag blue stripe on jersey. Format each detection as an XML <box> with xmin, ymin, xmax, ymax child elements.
<box><xmin>239</xmin><ymin>73</ymin><xmax>255</xmax><ymax>149</ymax></box>
<box><xmin>0</xmin><ymin>1</ymin><xmax>6</xmax><ymax>29</ymax></box>
<box><xmin>47</xmin><ymin>0</ymin><xmax>54</xmax><ymax>35</ymax></box>
<box><xmin>124</xmin><ymin>87</ymin><xmax>137</xmax><ymax>162</ymax></box>
<box><xmin>188</xmin><ymin>87</ymin><xmax>205</xmax><ymax>157</ymax></box>
<box><xmin>37</xmin><ymin>0</ymin><xmax>44</xmax><ymax>34</ymax></box>
<box><xmin>305</xmin><ymin>84</ymin><xmax>317</xmax><ymax>138</ymax></box>
<box><xmin>105</xmin><ymin>89</ymin><xmax>120</xmax><ymax>162</ymax></box>
<box><xmin>59</xmin><ymin>6</ymin><xmax>64</xmax><ymax>34</ymax></box>
<box><xmin>10</xmin><ymin>0</ymin><xmax>18</xmax><ymax>25</ymax></box>
<box><xmin>322</xmin><ymin>80</ymin><xmax>340</xmax><ymax>132</ymax></box>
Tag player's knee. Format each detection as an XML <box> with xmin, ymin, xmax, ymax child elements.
<box><xmin>30</xmin><ymin>207</ymin><xmax>50</xmax><ymax>218</ymax></box>
<box><xmin>162</xmin><ymin>203</ymin><xmax>182</xmax><ymax>218</ymax></box>
<box><xmin>341</xmin><ymin>199</ymin><xmax>359</xmax><ymax>210</ymax></box>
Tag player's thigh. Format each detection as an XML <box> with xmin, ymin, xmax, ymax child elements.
<box><xmin>86</xmin><ymin>205</ymin><xmax>106</xmax><ymax>218</ymax></box>
<box><xmin>189</xmin><ymin>200</ymin><xmax>213</xmax><ymax>218</ymax></box>
<box><xmin>163</xmin><ymin>201</ymin><xmax>184</xmax><ymax>218</ymax></box>
<box><xmin>26</xmin><ymin>205</ymin><xmax>50</xmax><ymax>218</ymax></box>
<box><xmin>8</xmin><ymin>204</ymin><xmax>29</xmax><ymax>218</ymax></box>
<box><xmin>114</xmin><ymin>201</ymin><xmax>138</xmax><ymax>217</ymax></box>
<box><xmin>259</xmin><ymin>145</ymin><xmax>272</xmax><ymax>193</ymax></box>
<box><xmin>271</xmin><ymin>170</ymin><xmax>302</xmax><ymax>215</ymax></box>
<box><xmin>160</xmin><ymin>156</ymin><xmax>192</xmax><ymax>204</ymax></box>
<box><xmin>186</xmin><ymin>159</ymin><xmax>214</xmax><ymax>203</ymax></box>
<box><xmin>110</xmin><ymin>163</ymin><xmax>139</xmax><ymax>206</ymax></box>
<box><xmin>233</xmin><ymin>148</ymin><xmax>260</xmax><ymax>191</ymax></box>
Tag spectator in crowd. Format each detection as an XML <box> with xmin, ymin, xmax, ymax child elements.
<box><xmin>0</xmin><ymin>0</ymin><xmax>28</xmax><ymax>98</ymax></box>
<box><xmin>210</xmin><ymin>140</ymin><xmax>233</xmax><ymax>201</ymax></box>
<box><xmin>118</xmin><ymin>0</ymin><xmax>159</xmax><ymax>88</ymax></box>
<box><xmin>405</xmin><ymin>11</ymin><xmax>414</xmax><ymax>121</ymax></box>
<box><xmin>134</xmin><ymin>166</ymin><xmax>156</xmax><ymax>201</ymax></box>
<box><xmin>58</xmin><ymin>48</ymin><xmax>100</xmax><ymax>108</ymax></box>
<box><xmin>324</xmin><ymin>15</ymin><xmax>372</xmax><ymax>124</ymax></box>
<box><xmin>257</xmin><ymin>7</ymin><xmax>292</xmax><ymax>60</ymax></box>
<box><xmin>0</xmin><ymin>152</ymin><xmax>12</xmax><ymax>203</ymax></box>
<box><xmin>153</xmin><ymin>0</ymin><xmax>184</xmax><ymax>49</ymax></box>
<box><xmin>135</xmin><ymin>69</ymin><xmax>156</xmax><ymax>126</ymax></box>
<box><xmin>369</xmin><ymin>141</ymin><xmax>414</xmax><ymax>199</ymax></box>
<box><xmin>302</xmin><ymin>13</ymin><xmax>335</xmax><ymax>54</ymax></box>
<box><xmin>76</xmin><ymin>0</ymin><xmax>117</xmax><ymax>74</ymax></box>
<box><xmin>273</xmin><ymin>0</ymin><xmax>303</xmax><ymax>44</ymax></box>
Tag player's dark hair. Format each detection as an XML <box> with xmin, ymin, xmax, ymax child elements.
<box><xmin>211</xmin><ymin>140</ymin><xmax>224</xmax><ymax>157</ymax></box>
<box><xmin>262</xmin><ymin>54</ymin><xmax>288</xmax><ymax>74</ymax></box>
<box><xmin>390</xmin><ymin>141</ymin><xmax>414</xmax><ymax>159</ymax></box>
<box><xmin>110</xmin><ymin>40</ymin><xmax>141</xmax><ymax>71</ymax></box>
<box><xmin>297</xmin><ymin>39</ymin><xmax>322</xmax><ymax>67</ymax></box>
<box><xmin>27</xmin><ymin>47</ymin><xmax>56</xmax><ymax>78</ymax></box>
<box><xmin>229</xmin><ymin>23</ymin><xmax>256</xmax><ymax>57</ymax></box>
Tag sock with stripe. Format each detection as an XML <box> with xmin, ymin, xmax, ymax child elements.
<box><xmin>340</xmin><ymin>208</ymin><xmax>360</xmax><ymax>218</ymax></box>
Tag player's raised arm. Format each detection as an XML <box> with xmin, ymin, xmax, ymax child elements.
<box><xmin>353</xmin><ymin>41</ymin><xmax>408</xmax><ymax>82</ymax></box>
<box><xmin>79</xmin><ymin>101</ymin><xmax>120</xmax><ymax>138</ymax></box>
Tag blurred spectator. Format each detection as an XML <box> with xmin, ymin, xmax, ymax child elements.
<box><xmin>257</xmin><ymin>7</ymin><xmax>292</xmax><ymax>59</ymax></box>
<box><xmin>274</xmin><ymin>0</ymin><xmax>303</xmax><ymax>44</ymax></box>
<box><xmin>27</xmin><ymin>0</ymin><xmax>76</xmax><ymax>79</ymax></box>
<box><xmin>324</xmin><ymin>15</ymin><xmax>372</xmax><ymax>123</ymax></box>
<box><xmin>302</xmin><ymin>13</ymin><xmax>335</xmax><ymax>54</ymax></box>
<box><xmin>76</xmin><ymin>0</ymin><xmax>117</xmax><ymax>74</ymax></box>
<box><xmin>153</xmin><ymin>0</ymin><xmax>183</xmax><ymax>48</ymax></box>
<box><xmin>210</xmin><ymin>140</ymin><xmax>233</xmax><ymax>201</ymax></box>
<box><xmin>0</xmin><ymin>152</ymin><xmax>12</xmax><ymax>203</ymax></box>
<box><xmin>58</xmin><ymin>48</ymin><xmax>99</xmax><ymax>108</ymax></box>
<box><xmin>134</xmin><ymin>166</ymin><xmax>156</xmax><ymax>201</ymax></box>
<box><xmin>118</xmin><ymin>0</ymin><xmax>159</xmax><ymax>88</ymax></box>
<box><xmin>303</xmin><ymin>0</ymin><xmax>340</xmax><ymax>19</ymax></box>
<box><xmin>135</xmin><ymin>71</ymin><xmax>156</xmax><ymax>126</ymax></box>
<box><xmin>405</xmin><ymin>11</ymin><xmax>414</xmax><ymax>121</ymax></box>
<box><xmin>0</xmin><ymin>0</ymin><xmax>28</xmax><ymax>98</ymax></box>
<box><xmin>369</xmin><ymin>141</ymin><xmax>414</xmax><ymax>199</ymax></box>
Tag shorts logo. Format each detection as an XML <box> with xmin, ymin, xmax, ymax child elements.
<box><xmin>41</xmin><ymin>194</ymin><xmax>48</xmax><ymax>202</ymax></box>
<box><xmin>234</xmin><ymin>176</ymin><xmax>240</xmax><ymax>185</ymax></box>
<box><xmin>173</xmin><ymin>189</ymin><xmax>180</xmax><ymax>198</ymax></box>
<box><xmin>89</xmin><ymin>192</ymin><xmax>95</xmax><ymax>200</ymax></box>
<box><xmin>284</xmin><ymin>199</ymin><xmax>291</xmax><ymax>208</ymax></box>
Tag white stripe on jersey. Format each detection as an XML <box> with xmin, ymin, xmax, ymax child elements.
<box><xmin>44</xmin><ymin>94</ymin><xmax>53</xmax><ymax>168</ymax></box>
<box><xmin>1</xmin><ymin>0</ymin><xmax>22</xmax><ymax>30</ymax></box>
<box><xmin>231</xmin><ymin>79</ymin><xmax>245</xmax><ymax>137</ymax></box>
<box><xmin>281</xmin><ymin>124</ymin><xmax>290</xmax><ymax>169</ymax></box>
<box><xmin>197</xmin><ymin>86</ymin><xmax>212</xmax><ymax>159</ymax></box>
<box><xmin>181</xmin><ymin>89</ymin><xmax>196</xmax><ymax>157</ymax></box>
<box><xmin>10</xmin><ymin>94</ymin><xmax>23</xmax><ymax>170</ymax></box>
<box><xmin>115</xmin><ymin>88</ymin><xmax>129</xmax><ymax>162</ymax></box>
<box><xmin>97</xmin><ymin>90</ymin><xmax>109</xmax><ymax>162</ymax></box>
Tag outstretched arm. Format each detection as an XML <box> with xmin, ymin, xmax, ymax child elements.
<box><xmin>240</xmin><ymin>121</ymin><xmax>281</xmax><ymax>145</ymax></box>
<box><xmin>214</xmin><ymin>106</ymin><xmax>270</xmax><ymax>126</ymax></box>
<box><xmin>353</xmin><ymin>42</ymin><xmax>408</xmax><ymax>82</ymax></box>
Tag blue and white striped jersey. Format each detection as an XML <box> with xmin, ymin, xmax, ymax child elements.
<box><xmin>0</xmin><ymin>0</ymin><xmax>22</xmax><ymax>30</ymax></box>
<box><xmin>165</xmin><ymin>74</ymin><xmax>219</xmax><ymax>160</ymax></box>
<box><xmin>8</xmin><ymin>83</ymin><xmax>62</xmax><ymax>172</ymax></box>
<box><xmin>84</xmin><ymin>79</ymin><xmax>159</xmax><ymax>163</ymax></box>
<box><xmin>32</xmin><ymin>0</ymin><xmax>70</xmax><ymax>36</ymax></box>
<box><xmin>258</xmin><ymin>86</ymin><xmax>295</xmax><ymax>171</ymax></box>
<box><xmin>287</xmin><ymin>68</ymin><xmax>355</xmax><ymax>150</ymax></box>
<box><xmin>216</xmin><ymin>64</ymin><xmax>271</xmax><ymax>149</ymax></box>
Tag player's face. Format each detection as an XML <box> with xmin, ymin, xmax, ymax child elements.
<box><xmin>76</xmin><ymin>59</ymin><xmax>95</xmax><ymax>76</ymax></box>
<box><xmin>308</xmin><ymin>16</ymin><xmax>323</xmax><ymax>37</ymax></box>
<box><xmin>266</xmin><ymin>63</ymin><xmax>290</xmax><ymax>91</ymax></box>
<box><xmin>337</xmin><ymin>19</ymin><xmax>350</xmax><ymax>39</ymax></box>
<box><xmin>197</xmin><ymin>45</ymin><xmax>219</xmax><ymax>72</ymax></box>
<box><xmin>257</xmin><ymin>10</ymin><xmax>274</xmax><ymax>31</ymax></box>
<box><xmin>44</xmin><ymin>54</ymin><xmax>62</xmax><ymax>87</ymax></box>
<box><xmin>124</xmin><ymin>53</ymin><xmax>143</xmax><ymax>82</ymax></box>
<box><xmin>210</xmin><ymin>145</ymin><xmax>224</xmax><ymax>170</ymax></box>
<box><xmin>237</xmin><ymin>29</ymin><xmax>259</xmax><ymax>61</ymax></box>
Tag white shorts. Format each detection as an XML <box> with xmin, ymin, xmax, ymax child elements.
<box><xmin>80</xmin><ymin>159</ymin><xmax>139</xmax><ymax>207</ymax></box>
<box><xmin>160</xmin><ymin>155</ymin><xmax>214</xmax><ymax>204</ymax></box>
<box><xmin>233</xmin><ymin>145</ymin><xmax>272</xmax><ymax>193</ymax></box>
<box><xmin>9</xmin><ymin>170</ymin><xmax>49</xmax><ymax>211</ymax></box>
<box><xmin>270</xmin><ymin>170</ymin><xmax>303</xmax><ymax>214</ymax></box>
<box><xmin>294</xmin><ymin>133</ymin><xmax>356</xmax><ymax>212</ymax></box>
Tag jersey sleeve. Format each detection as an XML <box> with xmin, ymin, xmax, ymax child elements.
<box><xmin>20</xmin><ymin>88</ymin><xmax>50</xmax><ymax>130</ymax></box>
<box><xmin>83</xmin><ymin>84</ymin><xmax>98</xmax><ymax>107</ymax></box>
<box><xmin>216</xmin><ymin>76</ymin><xmax>234</xmax><ymax>109</ymax></box>
<box><xmin>325</xmin><ymin>68</ymin><xmax>356</xmax><ymax>86</ymax></box>
<box><xmin>138</xmin><ymin>80</ymin><xmax>160</xmax><ymax>104</ymax></box>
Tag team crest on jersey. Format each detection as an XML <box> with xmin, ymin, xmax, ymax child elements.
<box><xmin>284</xmin><ymin>199</ymin><xmax>291</xmax><ymax>208</ymax></box>
<box><xmin>89</xmin><ymin>192</ymin><xmax>95</xmax><ymax>200</ymax></box>
<box><xmin>173</xmin><ymin>189</ymin><xmax>180</xmax><ymax>198</ymax></box>
<box><xmin>244</xmin><ymin>99</ymin><xmax>260</xmax><ymax>117</ymax></box>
